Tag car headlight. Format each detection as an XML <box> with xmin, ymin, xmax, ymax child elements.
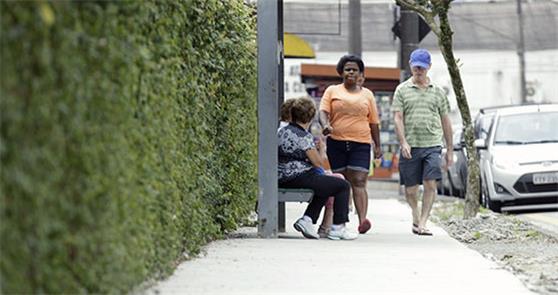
<box><xmin>492</xmin><ymin>157</ymin><xmax>515</xmax><ymax>169</ymax></box>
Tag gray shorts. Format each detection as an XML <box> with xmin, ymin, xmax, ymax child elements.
<box><xmin>399</xmin><ymin>146</ymin><xmax>442</xmax><ymax>186</ymax></box>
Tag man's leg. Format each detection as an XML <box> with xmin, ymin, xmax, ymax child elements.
<box><xmin>419</xmin><ymin>146</ymin><xmax>443</xmax><ymax>231</ymax></box>
<box><xmin>399</xmin><ymin>147</ymin><xmax>423</xmax><ymax>229</ymax></box>
<box><xmin>404</xmin><ymin>185</ymin><xmax>420</xmax><ymax>226</ymax></box>
<box><xmin>419</xmin><ymin>180</ymin><xmax>437</xmax><ymax>229</ymax></box>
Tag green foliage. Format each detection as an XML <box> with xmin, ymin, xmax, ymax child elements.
<box><xmin>0</xmin><ymin>0</ymin><xmax>257</xmax><ymax>293</ymax></box>
<box><xmin>525</xmin><ymin>230</ymin><xmax>541</xmax><ymax>239</ymax></box>
<box><xmin>433</xmin><ymin>200</ymin><xmax>464</xmax><ymax>221</ymax></box>
<box><xmin>472</xmin><ymin>231</ymin><xmax>482</xmax><ymax>240</ymax></box>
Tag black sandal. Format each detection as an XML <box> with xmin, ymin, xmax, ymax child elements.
<box><xmin>417</xmin><ymin>227</ymin><xmax>433</xmax><ymax>236</ymax></box>
<box><xmin>412</xmin><ymin>223</ymin><xmax>420</xmax><ymax>235</ymax></box>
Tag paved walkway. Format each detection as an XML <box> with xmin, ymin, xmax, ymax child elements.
<box><xmin>146</xmin><ymin>193</ymin><xmax>533</xmax><ymax>295</ymax></box>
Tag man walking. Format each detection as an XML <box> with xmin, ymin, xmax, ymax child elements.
<box><xmin>392</xmin><ymin>48</ymin><xmax>453</xmax><ymax>236</ymax></box>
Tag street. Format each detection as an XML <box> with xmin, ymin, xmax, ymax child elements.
<box><xmin>517</xmin><ymin>210</ymin><xmax>558</xmax><ymax>238</ymax></box>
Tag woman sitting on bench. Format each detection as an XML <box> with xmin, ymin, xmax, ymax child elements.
<box><xmin>278</xmin><ymin>97</ymin><xmax>357</xmax><ymax>240</ymax></box>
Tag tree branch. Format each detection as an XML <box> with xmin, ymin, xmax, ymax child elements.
<box><xmin>395</xmin><ymin>0</ymin><xmax>441</xmax><ymax>36</ymax></box>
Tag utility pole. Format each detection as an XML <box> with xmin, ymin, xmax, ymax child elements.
<box><xmin>348</xmin><ymin>0</ymin><xmax>362</xmax><ymax>57</ymax></box>
<box><xmin>399</xmin><ymin>7</ymin><xmax>419</xmax><ymax>82</ymax></box>
<box><xmin>516</xmin><ymin>0</ymin><xmax>527</xmax><ymax>104</ymax></box>
<box><xmin>256</xmin><ymin>0</ymin><xmax>280</xmax><ymax>238</ymax></box>
<box><xmin>278</xmin><ymin>0</ymin><xmax>284</xmax><ymax>110</ymax></box>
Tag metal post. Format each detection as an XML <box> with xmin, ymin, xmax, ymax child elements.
<box><xmin>398</xmin><ymin>7</ymin><xmax>419</xmax><ymax>82</ymax></box>
<box><xmin>257</xmin><ymin>0</ymin><xmax>280</xmax><ymax>238</ymax></box>
<box><xmin>348</xmin><ymin>0</ymin><xmax>362</xmax><ymax>57</ymax></box>
<box><xmin>516</xmin><ymin>0</ymin><xmax>527</xmax><ymax>104</ymax></box>
<box><xmin>278</xmin><ymin>0</ymin><xmax>285</xmax><ymax>110</ymax></box>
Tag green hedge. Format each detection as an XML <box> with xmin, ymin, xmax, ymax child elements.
<box><xmin>0</xmin><ymin>1</ymin><xmax>257</xmax><ymax>293</ymax></box>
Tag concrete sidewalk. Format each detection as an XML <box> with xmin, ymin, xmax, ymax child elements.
<box><xmin>146</xmin><ymin>198</ymin><xmax>533</xmax><ymax>295</ymax></box>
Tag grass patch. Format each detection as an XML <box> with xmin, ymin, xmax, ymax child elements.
<box><xmin>433</xmin><ymin>200</ymin><xmax>465</xmax><ymax>221</ymax></box>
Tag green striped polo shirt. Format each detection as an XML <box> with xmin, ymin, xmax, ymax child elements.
<box><xmin>392</xmin><ymin>78</ymin><xmax>450</xmax><ymax>148</ymax></box>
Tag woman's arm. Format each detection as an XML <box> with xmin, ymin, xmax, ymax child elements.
<box><xmin>369</xmin><ymin>123</ymin><xmax>382</xmax><ymax>159</ymax></box>
<box><xmin>319</xmin><ymin>110</ymin><xmax>333</xmax><ymax>135</ymax></box>
<box><xmin>305</xmin><ymin>148</ymin><xmax>324</xmax><ymax>168</ymax></box>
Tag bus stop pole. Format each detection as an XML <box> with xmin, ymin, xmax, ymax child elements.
<box><xmin>257</xmin><ymin>0</ymin><xmax>281</xmax><ymax>238</ymax></box>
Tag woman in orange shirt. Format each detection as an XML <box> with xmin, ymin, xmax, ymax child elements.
<box><xmin>319</xmin><ymin>55</ymin><xmax>382</xmax><ymax>234</ymax></box>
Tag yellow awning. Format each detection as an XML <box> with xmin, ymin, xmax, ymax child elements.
<box><xmin>284</xmin><ymin>33</ymin><xmax>315</xmax><ymax>59</ymax></box>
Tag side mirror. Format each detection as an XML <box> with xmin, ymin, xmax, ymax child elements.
<box><xmin>474</xmin><ymin>138</ymin><xmax>487</xmax><ymax>149</ymax></box>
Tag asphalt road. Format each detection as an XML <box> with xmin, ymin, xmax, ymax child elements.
<box><xmin>516</xmin><ymin>210</ymin><xmax>558</xmax><ymax>237</ymax></box>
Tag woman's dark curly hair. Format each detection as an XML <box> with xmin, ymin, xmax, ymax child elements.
<box><xmin>336</xmin><ymin>54</ymin><xmax>365</xmax><ymax>75</ymax></box>
<box><xmin>290</xmin><ymin>97</ymin><xmax>316</xmax><ymax>124</ymax></box>
<box><xmin>280</xmin><ymin>98</ymin><xmax>296</xmax><ymax>122</ymax></box>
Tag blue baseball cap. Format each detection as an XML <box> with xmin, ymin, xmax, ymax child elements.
<box><xmin>409</xmin><ymin>48</ymin><xmax>431</xmax><ymax>69</ymax></box>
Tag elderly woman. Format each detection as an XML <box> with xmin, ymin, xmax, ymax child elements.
<box><xmin>319</xmin><ymin>55</ymin><xmax>382</xmax><ymax>234</ymax></box>
<box><xmin>278</xmin><ymin>97</ymin><xmax>357</xmax><ymax>240</ymax></box>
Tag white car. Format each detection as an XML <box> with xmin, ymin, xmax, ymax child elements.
<box><xmin>476</xmin><ymin>104</ymin><xmax>558</xmax><ymax>212</ymax></box>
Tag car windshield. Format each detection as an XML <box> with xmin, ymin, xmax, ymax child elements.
<box><xmin>494</xmin><ymin>111</ymin><xmax>558</xmax><ymax>145</ymax></box>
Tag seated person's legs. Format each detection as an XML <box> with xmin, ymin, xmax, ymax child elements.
<box><xmin>299</xmin><ymin>173</ymin><xmax>349</xmax><ymax>225</ymax></box>
<box><xmin>283</xmin><ymin>171</ymin><xmax>356</xmax><ymax>240</ymax></box>
<box><xmin>319</xmin><ymin>173</ymin><xmax>346</xmax><ymax>237</ymax></box>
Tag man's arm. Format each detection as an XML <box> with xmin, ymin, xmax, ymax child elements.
<box><xmin>441</xmin><ymin>114</ymin><xmax>453</xmax><ymax>168</ymax></box>
<box><xmin>394</xmin><ymin>111</ymin><xmax>411</xmax><ymax>159</ymax></box>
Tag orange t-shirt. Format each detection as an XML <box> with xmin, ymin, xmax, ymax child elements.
<box><xmin>319</xmin><ymin>84</ymin><xmax>380</xmax><ymax>144</ymax></box>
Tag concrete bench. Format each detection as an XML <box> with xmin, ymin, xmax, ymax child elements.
<box><xmin>278</xmin><ymin>188</ymin><xmax>314</xmax><ymax>232</ymax></box>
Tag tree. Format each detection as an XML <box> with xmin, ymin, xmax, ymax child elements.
<box><xmin>395</xmin><ymin>0</ymin><xmax>480</xmax><ymax>218</ymax></box>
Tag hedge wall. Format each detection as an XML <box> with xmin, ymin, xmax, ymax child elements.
<box><xmin>0</xmin><ymin>1</ymin><xmax>257</xmax><ymax>293</ymax></box>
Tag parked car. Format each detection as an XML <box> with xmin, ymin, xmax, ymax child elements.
<box><xmin>444</xmin><ymin>106</ymin><xmax>516</xmax><ymax>198</ymax></box>
<box><xmin>447</xmin><ymin>128</ymin><xmax>468</xmax><ymax>197</ymax></box>
<box><xmin>476</xmin><ymin>104</ymin><xmax>558</xmax><ymax>212</ymax></box>
<box><xmin>454</xmin><ymin>106</ymin><xmax>513</xmax><ymax>198</ymax></box>
<box><xmin>474</xmin><ymin>107</ymin><xmax>497</xmax><ymax>140</ymax></box>
<box><xmin>438</xmin><ymin>127</ymin><xmax>467</xmax><ymax>198</ymax></box>
<box><xmin>437</xmin><ymin>146</ymin><xmax>452</xmax><ymax>196</ymax></box>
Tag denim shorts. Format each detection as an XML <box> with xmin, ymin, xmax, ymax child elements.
<box><xmin>399</xmin><ymin>146</ymin><xmax>442</xmax><ymax>186</ymax></box>
<box><xmin>326</xmin><ymin>137</ymin><xmax>371</xmax><ymax>173</ymax></box>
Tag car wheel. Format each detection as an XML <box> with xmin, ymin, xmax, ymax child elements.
<box><xmin>437</xmin><ymin>176</ymin><xmax>450</xmax><ymax>196</ymax></box>
<box><xmin>449</xmin><ymin>177</ymin><xmax>463</xmax><ymax>198</ymax></box>
<box><xmin>458</xmin><ymin>172</ymin><xmax>467</xmax><ymax>198</ymax></box>
<box><xmin>444</xmin><ymin>184</ymin><xmax>452</xmax><ymax>196</ymax></box>
<box><xmin>487</xmin><ymin>197</ymin><xmax>502</xmax><ymax>213</ymax></box>
<box><xmin>480</xmin><ymin>185</ymin><xmax>488</xmax><ymax>208</ymax></box>
<box><xmin>442</xmin><ymin>171</ymin><xmax>452</xmax><ymax>196</ymax></box>
<box><xmin>480</xmin><ymin>177</ymin><xmax>489</xmax><ymax>208</ymax></box>
<box><xmin>482</xmin><ymin>184</ymin><xmax>502</xmax><ymax>213</ymax></box>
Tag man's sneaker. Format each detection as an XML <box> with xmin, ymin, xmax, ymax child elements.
<box><xmin>327</xmin><ymin>227</ymin><xmax>358</xmax><ymax>240</ymax></box>
<box><xmin>317</xmin><ymin>226</ymin><xmax>329</xmax><ymax>238</ymax></box>
<box><xmin>294</xmin><ymin>218</ymin><xmax>319</xmax><ymax>239</ymax></box>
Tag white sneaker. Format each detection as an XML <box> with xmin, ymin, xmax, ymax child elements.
<box><xmin>294</xmin><ymin>218</ymin><xmax>319</xmax><ymax>239</ymax></box>
<box><xmin>327</xmin><ymin>227</ymin><xmax>358</xmax><ymax>240</ymax></box>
